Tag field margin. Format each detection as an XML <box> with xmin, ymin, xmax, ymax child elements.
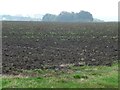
<box><xmin>0</xmin><ymin>21</ymin><xmax>2</xmax><ymax>90</ymax></box>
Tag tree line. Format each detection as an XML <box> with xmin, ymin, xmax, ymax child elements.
<box><xmin>42</xmin><ymin>10</ymin><xmax>93</xmax><ymax>22</ymax></box>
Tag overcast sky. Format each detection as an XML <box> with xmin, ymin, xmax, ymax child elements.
<box><xmin>0</xmin><ymin>0</ymin><xmax>119</xmax><ymax>21</ymax></box>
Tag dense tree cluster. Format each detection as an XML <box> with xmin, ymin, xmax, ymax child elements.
<box><xmin>42</xmin><ymin>11</ymin><xmax>93</xmax><ymax>22</ymax></box>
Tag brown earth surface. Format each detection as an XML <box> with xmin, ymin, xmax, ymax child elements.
<box><xmin>2</xmin><ymin>21</ymin><xmax>118</xmax><ymax>74</ymax></box>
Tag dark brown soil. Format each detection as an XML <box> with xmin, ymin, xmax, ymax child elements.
<box><xmin>2</xmin><ymin>21</ymin><xmax>118</xmax><ymax>74</ymax></box>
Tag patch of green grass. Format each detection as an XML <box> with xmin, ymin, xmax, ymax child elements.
<box><xmin>0</xmin><ymin>77</ymin><xmax>2</xmax><ymax>89</ymax></box>
<box><xmin>2</xmin><ymin>62</ymin><xmax>118</xmax><ymax>88</ymax></box>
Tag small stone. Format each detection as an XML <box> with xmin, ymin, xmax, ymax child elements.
<box><xmin>103</xmin><ymin>36</ymin><xmax>107</xmax><ymax>38</ymax></box>
<box><xmin>92</xmin><ymin>59</ymin><xmax>96</xmax><ymax>61</ymax></box>
<box><xmin>80</xmin><ymin>78</ymin><xmax>84</xmax><ymax>81</ymax></box>
<box><xmin>36</xmin><ymin>39</ymin><xmax>39</xmax><ymax>42</ymax></box>
<box><xmin>81</xmin><ymin>58</ymin><xmax>84</xmax><ymax>61</ymax></box>
<box><xmin>80</xmin><ymin>53</ymin><xmax>84</xmax><ymax>55</ymax></box>
<box><xmin>28</xmin><ymin>52</ymin><xmax>32</xmax><ymax>54</ymax></box>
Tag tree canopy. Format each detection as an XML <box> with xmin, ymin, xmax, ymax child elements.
<box><xmin>42</xmin><ymin>11</ymin><xmax>93</xmax><ymax>22</ymax></box>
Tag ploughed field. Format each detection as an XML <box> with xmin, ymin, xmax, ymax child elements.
<box><xmin>2</xmin><ymin>21</ymin><xmax>118</xmax><ymax>74</ymax></box>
